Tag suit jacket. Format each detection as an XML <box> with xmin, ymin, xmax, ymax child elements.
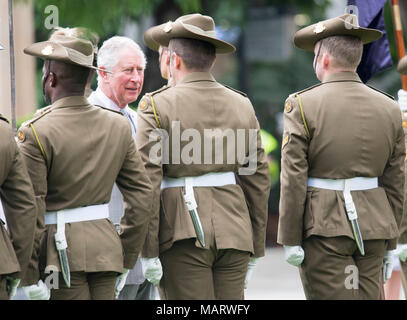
<box><xmin>88</xmin><ymin>88</ymin><xmax>145</xmax><ymax>285</ymax></box>
<box><xmin>136</xmin><ymin>72</ymin><xmax>270</xmax><ymax>258</ymax></box>
<box><xmin>0</xmin><ymin>115</ymin><xmax>37</xmax><ymax>281</ymax></box>
<box><xmin>17</xmin><ymin>96</ymin><xmax>153</xmax><ymax>285</ymax></box>
<box><xmin>278</xmin><ymin>71</ymin><xmax>405</xmax><ymax>250</ymax></box>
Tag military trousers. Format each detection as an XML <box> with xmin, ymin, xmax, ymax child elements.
<box><xmin>50</xmin><ymin>271</ymin><xmax>117</xmax><ymax>300</ymax></box>
<box><xmin>159</xmin><ymin>238</ymin><xmax>250</xmax><ymax>300</ymax></box>
<box><xmin>118</xmin><ymin>280</ymin><xmax>158</xmax><ymax>300</ymax></box>
<box><xmin>299</xmin><ymin>235</ymin><xmax>387</xmax><ymax>300</ymax></box>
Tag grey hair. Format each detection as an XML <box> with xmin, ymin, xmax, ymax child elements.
<box><xmin>97</xmin><ymin>36</ymin><xmax>147</xmax><ymax>83</ymax></box>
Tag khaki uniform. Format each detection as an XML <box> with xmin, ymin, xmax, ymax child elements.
<box><xmin>278</xmin><ymin>71</ymin><xmax>405</xmax><ymax>299</ymax></box>
<box><xmin>0</xmin><ymin>115</ymin><xmax>37</xmax><ymax>298</ymax></box>
<box><xmin>399</xmin><ymin>112</ymin><xmax>407</xmax><ymax>298</ymax></box>
<box><xmin>136</xmin><ymin>72</ymin><xmax>270</xmax><ymax>299</ymax></box>
<box><xmin>17</xmin><ymin>96</ymin><xmax>153</xmax><ymax>299</ymax></box>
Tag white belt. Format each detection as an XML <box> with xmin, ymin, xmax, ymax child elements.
<box><xmin>307</xmin><ymin>177</ymin><xmax>378</xmax><ymax>191</ymax></box>
<box><xmin>160</xmin><ymin>171</ymin><xmax>236</xmax><ymax>189</ymax></box>
<box><xmin>307</xmin><ymin>177</ymin><xmax>378</xmax><ymax>221</ymax></box>
<box><xmin>45</xmin><ymin>204</ymin><xmax>109</xmax><ymax>225</ymax></box>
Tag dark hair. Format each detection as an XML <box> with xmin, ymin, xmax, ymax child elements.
<box><xmin>169</xmin><ymin>38</ymin><xmax>216</xmax><ymax>71</ymax></box>
<box><xmin>319</xmin><ymin>35</ymin><xmax>363</xmax><ymax>69</ymax></box>
<box><xmin>50</xmin><ymin>60</ymin><xmax>90</xmax><ymax>89</ymax></box>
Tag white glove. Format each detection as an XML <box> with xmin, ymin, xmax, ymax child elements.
<box><xmin>398</xmin><ymin>89</ymin><xmax>407</xmax><ymax>111</ymax></box>
<box><xmin>284</xmin><ymin>245</ymin><xmax>305</xmax><ymax>267</ymax></box>
<box><xmin>114</xmin><ymin>268</ymin><xmax>129</xmax><ymax>299</ymax></box>
<box><xmin>382</xmin><ymin>250</ymin><xmax>394</xmax><ymax>283</ymax></box>
<box><xmin>141</xmin><ymin>257</ymin><xmax>163</xmax><ymax>286</ymax></box>
<box><xmin>22</xmin><ymin>280</ymin><xmax>50</xmax><ymax>300</ymax></box>
<box><xmin>395</xmin><ymin>243</ymin><xmax>407</xmax><ymax>262</ymax></box>
<box><xmin>6</xmin><ymin>277</ymin><xmax>20</xmax><ymax>300</ymax></box>
<box><xmin>244</xmin><ymin>257</ymin><xmax>259</xmax><ymax>289</ymax></box>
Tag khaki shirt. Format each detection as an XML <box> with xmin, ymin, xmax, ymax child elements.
<box><xmin>17</xmin><ymin>96</ymin><xmax>153</xmax><ymax>283</ymax></box>
<box><xmin>0</xmin><ymin>115</ymin><xmax>37</xmax><ymax>280</ymax></box>
<box><xmin>136</xmin><ymin>72</ymin><xmax>270</xmax><ymax>258</ymax></box>
<box><xmin>278</xmin><ymin>71</ymin><xmax>405</xmax><ymax>250</ymax></box>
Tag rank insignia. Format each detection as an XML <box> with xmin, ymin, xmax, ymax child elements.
<box><xmin>17</xmin><ymin>130</ymin><xmax>25</xmax><ymax>142</ymax></box>
<box><xmin>313</xmin><ymin>22</ymin><xmax>326</xmax><ymax>34</ymax></box>
<box><xmin>139</xmin><ymin>100</ymin><xmax>147</xmax><ymax>111</ymax></box>
<box><xmin>41</xmin><ymin>44</ymin><xmax>54</xmax><ymax>56</ymax></box>
<box><xmin>285</xmin><ymin>101</ymin><xmax>292</xmax><ymax>113</ymax></box>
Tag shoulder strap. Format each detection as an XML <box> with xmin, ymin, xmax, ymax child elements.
<box><xmin>366</xmin><ymin>85</ymin><xmax>395</xmax><ymax>100</ymax></box>
<box><xmin>149</xmin><ymin>95</ymin><xmax>161</xmax><ymax>128</ymax></box>
<box><xmin>29</xmin><ymin>123</ymin><xmax>48</xmax><ymax>163</ymax></box>
<box><xmin>222</xmin><ymin>84</ymin><xmax>248</xmax><ymax>97</ymax></box>
<box><xmin>294</xmin><ymin>94</ymin><xmax>311</xmax><ymax>140</ymax></box>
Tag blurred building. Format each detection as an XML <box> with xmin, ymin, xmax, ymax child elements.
<box><xmin>0</xmin><ymin>0</ymin><xmax>36</xmax><ymax>126</ymax></box>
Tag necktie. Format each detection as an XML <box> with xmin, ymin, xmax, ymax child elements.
<box><xmin>121</xmin><ymin>108</ymin><xmax>136</xmax><ymax>139</ymax></box>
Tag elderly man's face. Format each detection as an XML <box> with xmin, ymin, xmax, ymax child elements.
<box><xmin>107</xmin><ymin>47</ymin><xmax>144</xmax><ymax>108</ymax></box>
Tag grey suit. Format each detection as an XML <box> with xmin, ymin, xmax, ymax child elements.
<box><xmin>88</xmin><ymin>89</ymin><xmax>156</xmax><ymax>299</ymax></box>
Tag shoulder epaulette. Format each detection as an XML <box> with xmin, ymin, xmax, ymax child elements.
<box><xmin>22</xmin><ymin>106</ymin><xmax>53</xmax><ymax>127</ymax></box>
<box><xmin>0</xmin><ymin>114</ymin><xmax>9</xmax><ymax>123</ymax></box>
<box><xmin>94</xmin><ymin>104</ymin><xmax>123</xmax><ymax>115</ymax></box>
<box><xmin>366</xmin><ymin>85</ymin><xmax>395</xmax><ymax>100</ymax></box>
<box><xmin>291</xmin><ymin>83</ymin><xmax>323</xmax><ymax>97</ymax></box>
<box><xmin>223</xmin><ymin>84</ymin><xmax>247</xmax><ymax>97</ymax></box>
<box><xmin>149</xmin><ymin>84</ymin><xmax>171</xmax><ymax>97</ymax></box>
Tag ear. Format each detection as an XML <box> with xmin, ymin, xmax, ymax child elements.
<box><xmin>49</xmin><ymin>72</ymin><xmax>57</xmax><ymax>88</ymax></box>
<box><xmin>322</xmin><ymin>53</ymin><xmax>330</xmax><ymax>68</ymax></box>
<box><xmin>98</xmin><ymin>66</ymin><xmax>110</xmax><ymax>81</ymax></box>
<box><xmin>210</xmin><ymin>56</ymin><xmax>217</xmax><ymax>69</ymax></box>
<box><xmin>173</xmin><ymin>53</ymin><xmax>182</xmax><ymax>70</ymax></box>
<box><xmin>165</xmin><ymin>52</ymin><xmax>170</xmax><ymax>66</ymax></box>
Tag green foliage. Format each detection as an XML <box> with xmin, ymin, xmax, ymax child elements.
<box><xmin>32</xmin><ymin>0</ymin><xmax>159</xmax><ymax>36</ymax></box>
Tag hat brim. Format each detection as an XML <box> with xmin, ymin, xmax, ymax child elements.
<box><xmin>151</xmin><ymin>21</ymin><xmax>236</xmax><ymax>54</ymax></box>
<box><xmin>294</xmin><ymin>18</ymin><xmax>382</xmax><ymax>51</ymax></box>
<box><xmin>144</xmin><ymin>24</ymin><xmax>166</xmax><ymax>52</ymax></box>
<box><xmin>24</xmin><ymin>40</ymin><xmax>98</xmax><ymax>70</ymax></box>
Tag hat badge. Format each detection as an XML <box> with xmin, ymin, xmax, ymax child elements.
<box><xmin>164</xmin><ymin>21</ymin><xmax>173</xmax><ymax>33</ymax></box>
<box><xmin>41</xmin><ymin>44</ymin><xmax>54</xmax><ymax>55</ymax></box>
<box><xmin>313</xmin><ymin>22</ymin><xmax>326</xmax><ymax>34</ymax></box>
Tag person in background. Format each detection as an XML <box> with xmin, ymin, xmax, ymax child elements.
<box><xmin>278</xmin><ymin>14</ymin><xmax>404</xmax><ymax>299</ymax></box>
<box><xmin>88</xmin><ymin>35</ymin><xmax>161</xmax><ymax>300</ymax></box>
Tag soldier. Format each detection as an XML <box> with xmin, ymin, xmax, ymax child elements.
<box><xmin>394</xmin><ymin>55</ymin><xmax>407</xmax><ymax>299</ymax></box>
<box><xmin>88</xmin><ymin>35</ymin><xmax>158</xmax><ymax>300</ymax></box>
<box><xmin>19</xmin><ymin>34</ymin><xmax>153</xmax><ymax>300</ymax></box>
<box><xmin>136</xmin><ymin>13</ymin><xmax>270</xmax><ymax>299</ymax></box>
<box><xmin>144</xmin><ymin>23</ymin><xmax>172</xmax><ymax>86</ymax></box>
<box><xmin>278</xmin><ymin>13</ymin><xmax>405</xmax><ymax>300</ymax></box>
<box><xmin>48</xmin><ymin>27</ymin><xmax>99</xmax><ymax>98</ymax></box>
<box><xmin>0</xmin><ymin>42</ymin><xmax>37</xmax><ymax>300</ymax></box>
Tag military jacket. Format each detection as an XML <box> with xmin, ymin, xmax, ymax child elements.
<box><xmin>0</xmin><ymin>115</ymin><xmax>37</xmax><ymax>281</ymax></box>
<box><xmin>17</xmin><ymin>96</ymin><xmax>153</xmax><ymax>282</ymax></box>
<box><xmin>136</xmin><ymin>72</ymin><xmax>270</xmax><ymax>258</ymax></box>
<box><xmin>399</xmin><ymin>111</ymin><xmax>407</xmax><ymax>243</ymax></box>
<box><xmin>278</xmin><ymin>71</ymin><xmax>405</xmax><ymax>250</ymax></box>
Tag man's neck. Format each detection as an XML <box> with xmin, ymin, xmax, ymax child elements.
<box><xmin>99</xmin><ymin>83</ymin><xmax>124</xmax><ymax>108</ymax></box>
<box><xmin>51</xmin><ymin>90</ymin><xmax>85</xmax><ymax>104</ymax></box>
<box><xmin>320</xmin><ymin>67</ymin><xmax>356</xmax><ymax>82</ymax></box>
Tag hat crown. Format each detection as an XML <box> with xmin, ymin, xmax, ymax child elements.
<box><xmin>178</xmin><ymin>14</ymin><xmax>215</xmax><ymax>32</ymax></box>
<box><xmin>48</xmin><ymin>35</ymin><xmax>94</xmax><ymax>56</ymax></box>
